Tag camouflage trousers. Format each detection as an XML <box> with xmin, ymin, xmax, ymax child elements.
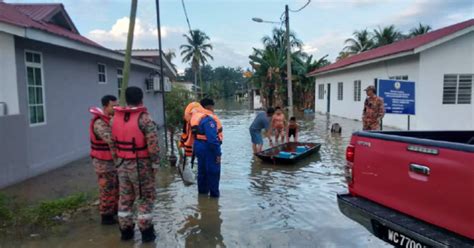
<box><xmin>363</xmin><ymin>119</ymin><xmax>381</xmax><ymax>131</ymax></box>
<box><xmin>92</xmin><ymin>159</ymin><xmax>119</xmax><ymax>216</ymax></box>
<box><xmin>117</xmin><ymin>159</ymin><xmax>156</xmax><ymax>230</ymax></box>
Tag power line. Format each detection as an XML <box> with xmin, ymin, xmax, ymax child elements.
<box><xmin>181</xmin><ymin>0</ymin><xmax>192</xmax><ymax>32</ymax></box>
<box><xmin>290</xmin><ymin>0</ymin><xmax>311</xmax><ymax>12</ymax></box>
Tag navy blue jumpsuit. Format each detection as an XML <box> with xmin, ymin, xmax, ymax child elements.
<box><xmin>194</xmin><ymin>116</ymin><xmax>222</xmax><ymax>197</ymax></box>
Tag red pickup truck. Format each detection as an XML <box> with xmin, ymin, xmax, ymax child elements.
<box><xmin>338</xmin><ymin>131</ymin><xmax>474</xmax><ymax>248</ymax></box>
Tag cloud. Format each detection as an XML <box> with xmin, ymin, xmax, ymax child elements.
<box><xmin>303</xmin><ymin>32</ymin><xmax>350</xmax><ymax>62</ymax></box>
<box><xmin>87</xmin><ymin>17</ymin><xmax>186</xmax><ymax>48</ymax></box>
<box><xmin>389</xmin><ymin>0</ymin><xmax>473</xmax><ymax>29</ymax></box>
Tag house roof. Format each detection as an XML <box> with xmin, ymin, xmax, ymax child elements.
<box><xmin>308</xmin><ymin>19</ymin><xmax>474</xmax><ymax>77</ymax></box>
<box><xmin>0</xmin><ymin>2</ymin><xmax>99</xmax><ymax>47</ymax></box>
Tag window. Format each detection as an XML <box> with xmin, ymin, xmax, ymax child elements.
<box><xmin>389</xmin><ymin>75</ymin><xmax>409</xmax><ymax>80</ymax></box>
<box><xmin>443</xmin><ymin>74</ymin><xmax>472</xmax><ymax>104</ymax></box>
<box><xmin>117</xmin><ymin>68</ymin><xmax>123</xmax><ymax>96</ymax></box>
<box><xmin>337</xmin><ymin>82</ymin><xmax>343</xmax><ymax>101</ymax></box>
<box><xmin>98</xmin><ymin>63</ymin><xmax>107</xmax><ymax>84</ymax></box>
<box><xmin>318</xmin><ymin>84</ymin><xmax>324</xmax><ymax>99</ymax></box>
<box><xmin>354</xmin><ymin>80</ymin><xmax>361</xmax><ymax>102</ymax></box>
<box><xmin>25</xmin><ymin>51</ymin><xmax>46</xmax><ymax>125</ymax></box>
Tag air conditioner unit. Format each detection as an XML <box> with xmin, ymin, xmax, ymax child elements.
<box><xmin>164</xmin><ymin>77</ymin><xmax>172</xmax><ymax>92</ymax></box>
<box><xmin>153</xmin><ymin>76</ymin><xmax>161</xmax><ymax>92</ymax></box>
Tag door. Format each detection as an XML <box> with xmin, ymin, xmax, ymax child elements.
<box><xmin>326</xmin><ymin>83</ymin><xmax>331</xmax><ymax>113</ymax></box>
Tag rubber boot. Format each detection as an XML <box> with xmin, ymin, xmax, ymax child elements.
<box><xmin>140</xmin><ymin>226</ymin><xmax>156</xmax><ymax>243</ymax></box>
<box><xmin>101</xmin><ymin>214</ymin><xmax>117</xmax><ymax>225</ymax></box>
<box><xmin>120</xmin><ymin>226</ymin><xmax>134</xmax><ymax>241</ymax></box>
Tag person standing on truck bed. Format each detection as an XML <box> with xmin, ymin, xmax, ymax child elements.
<box><xmin>362</xmin><ymin>85</ymin><xmax>385</xmax><ymax>131</ymax></box>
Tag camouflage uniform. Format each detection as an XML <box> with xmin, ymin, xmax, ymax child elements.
<box><xmin>92</xmin><ymin>119</ymin><xmax>119</xmax><ymax>216</ymax></box>
<box><xmin>116</xmin><ymin>113</ymin><xmax>160</xmax><ymax>230</ymax></box>
<box><xmin>362</xmin><ymin>95</ymin><xmax>385</xmax><ymax>130</ymax></box>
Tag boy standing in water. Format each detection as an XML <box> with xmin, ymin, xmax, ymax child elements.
<box><xmin>271</xmin><ymin>107</ymin><xmax>286</xmax><ymax>144</ymax></box>
<box><xmin>287</xmin><ymin>117</ymin><xmax>299</xmax><ymax>142</ymax></box>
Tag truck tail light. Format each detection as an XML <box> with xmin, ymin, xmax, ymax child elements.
<box><xmin>346</xmin><ymin>145</ymin><xmax>355</xmax><ymax>162</ymax></box>
<box><xmin>345</xmin><ymin>145</ymin><xmax>355</xmax><ymax>186</ymax></box>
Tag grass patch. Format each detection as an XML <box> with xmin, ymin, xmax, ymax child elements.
<box><xmin>0</xmin><ymin>192</ymin><xmax>97</xmax><ymax>233</ymax></box>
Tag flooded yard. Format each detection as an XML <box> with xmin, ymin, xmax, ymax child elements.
<box><xmin>1</xmin><ymin>102</ymin><xmax>391</xmax><ymax>247</ymax></box>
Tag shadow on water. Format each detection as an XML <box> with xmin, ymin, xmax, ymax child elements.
<box><xmin>0</xmin><ymin>99</ymin><xmax>391</xmax><ymax>247</ymax></box>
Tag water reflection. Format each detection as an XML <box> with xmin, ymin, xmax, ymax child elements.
<box><xmin>181</xmin><ymin>196</ymin><xmax>225</xmax><ymax>248</ymax></box>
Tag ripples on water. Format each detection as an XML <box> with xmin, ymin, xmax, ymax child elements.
<box><xmin>1</xmin><ymin>101</ymin><xmax>390</xmax><ymax>248</ymax></box>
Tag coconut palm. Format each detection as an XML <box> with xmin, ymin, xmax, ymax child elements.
<box><xmin>164</xmin><ymin>49</ymin><xmax>177</xmax><ymax>71</ymax></box>
<box><xmin>293</xmin><ymin>54</ymin><xmax>330</xmax><ymax>109</ymax></box>
<box><xmin>343</xmin><ymin>29</ymin><xmax>374</xmax><ymax>54</ymax></box>
<box><xmin>373</xmin><ymin>25</ymin><xmax>403</xmax><ymax>47</ymax></box>
<box><xmin>249</xmin><ymin>46</ymin><xmax>286</xmax><ymax>108</ymax></box>
<box><xmin>262</xmin><ymin>28</ymin><xmax>303</xmax><ymax>51</ymax></box>
<box><xmin>180</xmin><ymin>29</ymin><xmax>213</xmax><ymax>94</ymax></box>
<box><xmin>409</xmin><ymin>23</ymin><xmax>432</xmax><ymax>37</ymax></box>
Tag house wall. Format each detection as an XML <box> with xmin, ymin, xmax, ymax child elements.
<box><xmin>0</xmin><ymin>32</ymin><xmax>19</xmax><ymax>115</ymax></box>
<box><xmin>315</xmin><ymin>55</ymin><xmax>420</xmax><ymax>130</ymax></box>
<box><xmin>0</xmin><ymin>37</ymin><xmax>164</xmax><ymax>188</ymax></box>
<box><xmin>418</xmin><ymin>32</ymin><xmax>474</xmax><ymax>130</ymax></box>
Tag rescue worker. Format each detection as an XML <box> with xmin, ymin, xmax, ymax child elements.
<box><xmin>179</xmin><ymin>102</ymin><xmax>204</xmax><ymax>159</ymax></box>
<box><xmin>112</xmin><ymin>87</ymin><xmax>160</xmax><ymax>242</ymax></box>
<box><xmin>191</xmin><ymin>98</ymin><xmax>223</xmax><ymax>197</ymax></box>
<box><xmin>89</xmin><ymin>95</ymin><xmax>119</xmax><ymax>225</ymax></box>
<box><xmin>362</xmin><ymin>85</ymin><xmax>385</xmax><ymax>130</ymax></box>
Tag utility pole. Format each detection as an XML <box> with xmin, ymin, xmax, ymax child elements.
<box><xmin>119</xmin><ymin>0</ymin><xmax>138</xmax><ymax>106</ymax></box>
<box><xmin>285</xmin><ymin>5</ymin><xmax>294</xmax><ymax>117</ymax></box>
<box><xmin>155</xmin><ymin>0</ymin><xmax>168</xmax><ymax>153</ymax></box>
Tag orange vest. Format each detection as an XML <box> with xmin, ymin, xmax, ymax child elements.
<box><xmin>112</xmin><ymin>106</ymin><xmax>149</xmax><ymax>159</ymax></box>
<box><xmin>180</xmin><ymin>102</ymin><xmax>204</xmax><ymax>157</ymax></box>
<box><xmin>190</xmin><ymin>109</ymin><xmax>223</xmax><ymax>142</ymax></box>
<box><xmin>89</xmin><ymin>107</ymin><xmax>113</xmax><ymax>161</ymax></box>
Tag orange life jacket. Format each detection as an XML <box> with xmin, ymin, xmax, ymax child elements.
<box><xmin>89</xmin><ymin>107</ymin><xmax>113</xmax><ymax>161</ymax></box>
<box><xmin>111</xmin><ymin>106</ymin><xmax>149</xmax><ymax>159</ymax></box>
<box><xmin>180</xmin><ymin>102</ymin><xmax>204</xmax><ymax>157</ymax></box>
<box><xmin>190</xmin><ymin>108</ymin><xmax>223</xmax><ymax>142</ymax></box>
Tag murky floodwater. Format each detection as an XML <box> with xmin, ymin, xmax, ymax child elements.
<box><xmin>1</xmin><ymin>101</ymin><xmax>391</xmax><ymax>248</ymax></box>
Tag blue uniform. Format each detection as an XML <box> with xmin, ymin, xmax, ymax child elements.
<box><xmin>194</xmin><ymin>116</ymin><xmax>222</xmax><ymax>197</ymax></box>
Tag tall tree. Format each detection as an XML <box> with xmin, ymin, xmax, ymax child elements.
<box><xmin>164</xmin><ymin>49</ymin><xmax>177</xmax><ymax>71</ymax></box>
<box><xmin>180</xmin><ymin>29</ymin><xmax>213</xmax><ymax>95</ymax></box>
<box><xmin>293</xmin><ymin>54</ymin><xmax>330</xmax><ymax>109</ymax></box>
<box><xmin>373</xmin><ymin>25</ymin><xmax>403</xmax><ymax>47</ymax></box>
<box><xmin>343</xmin><ymin>29</ymin><xmax>374</xmax><ymax>54</ymax></box>
<box><xmin>409</xmin><ymin>23</ymin><xmax>432</xmax><ymax>37</ymax></box>
<box><xmin>262</xmin><ymin>28</ymin><xmax>303</xmax><ymax>51</ymax></box>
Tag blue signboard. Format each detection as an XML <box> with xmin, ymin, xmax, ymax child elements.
<box><xmin>377</xmin><ymin>79</ymin><xmax>415</xmax><ymax>115</ymax></box>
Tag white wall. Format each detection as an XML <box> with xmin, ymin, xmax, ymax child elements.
<box><xmin>253</xmin><ymin>91</ymin><xmax>262</xmax><ymax>109</ymax></box>
<box><xmin>0</xmin><ymin>32</ymin><xmax>19</xmax><ymax>115</ymax></box>
<box><xmin>419</xmin><ymin>32</ymin><xmax>474</xmax><ymax>130</ymax></box>
<box><xmin>315</xmin><ymin>55</ymin><xmax>420</xmax><ymax>130</ymax></box>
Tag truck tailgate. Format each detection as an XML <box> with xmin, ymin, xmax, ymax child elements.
<box><xmin>350</xmin><ymin>135</ymin><xmax>474</xmax><ymax>239</ymax></box>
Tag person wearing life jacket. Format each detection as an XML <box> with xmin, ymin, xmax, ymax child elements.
<box><xmin>191</xmin><ymin>98</ymin><xmax>223</xmax><ymax>197</ymax></box>
<box><xmin>89</xmin><ymin>95</ymin><xmax>119</xmax><ymax>225</ymax></box>
<box><xmin>111</xmin><ymin>87</ymin><xmax>160</xmax><ymax>243</ymax></box>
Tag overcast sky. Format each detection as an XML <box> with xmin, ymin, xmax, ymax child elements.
<box><xmin>9</xmin><ymin>0</ymin><xmax>474</xmax><ymax>73</ymax></box>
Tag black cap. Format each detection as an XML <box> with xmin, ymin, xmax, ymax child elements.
<box><xmin>267</xmin><ymin>107</ymin><xmax>275</xmax><ymax>115</ymax></box>
<box><xmin>200</xmin><ymin>98</ymin><xmax>215</xmax><ymax>108</ymax></box>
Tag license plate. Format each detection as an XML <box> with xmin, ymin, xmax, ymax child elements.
<box><xmin>372</xmin><ymin>220</ymin><xmax>431</xmax><ymax>248</ymax></box>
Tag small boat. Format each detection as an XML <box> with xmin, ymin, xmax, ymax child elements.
<box><xmin>256</xmin><ymin>142</ymin><xmax>321</xmax><ymax>164</ymax></box>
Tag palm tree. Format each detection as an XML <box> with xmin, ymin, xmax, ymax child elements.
<box><xmin>249</xmin><ymin>46</ymin><xmax>286</xmax><ymax>107</ymax></box>
<box><xmin>373</xmin><ymin>25</ymin><xmax>403</xmax><ymax>47</ymax></box>
<box><xmin>409</xmin><ymin>23</ymin><xmax>432</xmax><ymax>37</ymax></box>
<box><xmin>180</xmin><ymin>29</ymin><xmax>213</xmax><ymax>95</ymax></box>
<box><xmin>337</xmin><ymin>51</ymin><xmax>351</xmax><ymax>61</ymax></box>
<box><xmin>164</xmin><ymin>49</ymin><xmax>177</xmax><ymax>71</ymax></box>
<box><xmin>293</xmin><ymin>54</ymin><xmax>330</xmax><ymax>109</ymax></box>
<box><xmin>262</xmin><ymin>28</ymin><xmax>303</xmax><ymax>51</ymax></box>
<box><xmin>343</xmin><ymin>29</ymin><xmax>374</xmax><ymax>54</ymax></box>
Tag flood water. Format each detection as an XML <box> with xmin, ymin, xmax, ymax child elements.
<box><xmin>1</xmin><ymin>101</ymin><xmax>391</xmax><ymax>248</ymax></box>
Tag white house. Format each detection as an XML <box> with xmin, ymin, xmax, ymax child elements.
<box><xmin>309</xmin><ymin>19</ymin><xmax>474</xmax><ymax>130</ymax></box>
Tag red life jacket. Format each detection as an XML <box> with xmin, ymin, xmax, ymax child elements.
<box><xmin>112</xmin><ymin>106</ymin><xmax>150</xmax><ymax>159</ymax></box>
<box><xmin>89</xmin><ymin>107</ymin><xmax>113</xmax><ymax>161</ymax></box>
